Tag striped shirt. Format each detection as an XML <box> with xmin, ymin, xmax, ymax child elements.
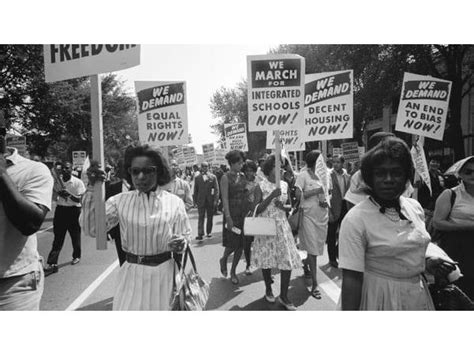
<box><xmin>79</xmin><ymin>187</ymin><xmax>191</xmax><ymax>255</ymax></box>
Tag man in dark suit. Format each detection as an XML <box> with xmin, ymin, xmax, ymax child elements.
<box><xmin>193</xmin><ymin>162</ymin><xmax>219</xmax><ymax>241</ymax></box>
<box><xmin>327</xmin><ymin>155</ymin><xmax>351</xmax><ymax>268</ymax></box>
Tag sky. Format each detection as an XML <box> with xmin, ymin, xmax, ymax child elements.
<box><xmin>116</xmin><ymin>44</ymin><xmax>276</xmax><ymax>154</ymax></box>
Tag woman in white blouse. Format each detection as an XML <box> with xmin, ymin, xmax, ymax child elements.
<box><xmin>80</xmin><ymin>145</ymin><xmax>191</xmax><ymax>310</ymax></box>
<box><xmin>339</xmin><ymin>138</ymin><xmax>455</xmax><ymax>310</ymax></box>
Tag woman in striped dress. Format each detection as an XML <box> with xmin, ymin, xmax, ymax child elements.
<box><xmin>80</xmin><ymin>145</ymin><xmax>191</xmax><ymax>310</ymax></box>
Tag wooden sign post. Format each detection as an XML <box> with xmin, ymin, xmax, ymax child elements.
<box><xmin>90</xmin><ymin>74</ymin><xmax>107</xmax><ymax>250</ymax></box>
<box><xmin>275</xmin><ymin>130</ymin><xmax>281</xmax><ymax>187</ymax></box>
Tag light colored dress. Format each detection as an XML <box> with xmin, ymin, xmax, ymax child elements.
<box><xmin>295</xmin><ymin>169</ymin><xmax>328</xmax><ymax>256</ymax></box>
<box><xmin>339</xmin><ymin>196</ymin><xmax>434</xmax><ymax>310</ymax></box>
<box><xmin>251</xmin><ymin>179</ymin><xmax>302</xmax><ymax>270</ymax></box>
<box><xmin>80</xmin><ymin>187</ymin><xmax>191</xmax><ymax>310</ymax></box>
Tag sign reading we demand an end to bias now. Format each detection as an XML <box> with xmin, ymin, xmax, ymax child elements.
<box><xmin>224</xmin><ymin>123</ymin><xmax>248</xmax><ymax>151</ymax></box>
<box><xmin>44</xmin><ymin>45</ymin><xmax>140</xmax><ymax>83</ymax></box>
<box><xmin>135</xmin><ymin>81</ymin><xmax>188</xmax><ymax>147</ymax></box>
<box><xmin>304</xmin><ymin>70</ymin><xmax>353</xmax><ymax>141</ymax></box>
<box><xmin>395</xmin><ymin>72</ymin><xmax>452</xmax><ymax>141</ymax></box>
<box><xmin>247</xmin><ymin>54</ymin><xmax>305</xmax><ymax>132</ymax></box>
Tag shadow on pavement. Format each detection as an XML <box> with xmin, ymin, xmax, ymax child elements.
<box><xmin>205</xmin><ymin>277</ymin><xmax>244</xmax><ymax>310</ymax></box>
<box><xmin>320</xmin><ymin>263</ymin><xmax>342</xmax><ymax>281</ymax></box>
<box><xmin>229</xmin><ymin>297</ymin><xmax>286</xmax><ymax>311</ymax></box>
<box><xmin>77</xmin><ymin>297</ymin><xmax>114</xmax><ymax>311</ymax></box>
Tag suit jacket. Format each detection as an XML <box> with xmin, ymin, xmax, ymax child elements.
<box><xmin>329</xmin><ymin>169</ymin><xmax>351</xmax><ymax>222</ymax></box>
<box><xmin>193</xmin><ymin>172</ymin><xmax>219</xmax><ymax>207</ymax></box>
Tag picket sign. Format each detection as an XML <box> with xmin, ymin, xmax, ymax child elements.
<box><xmin>275</xmin><ymin>130</ymin><xmax>281</xmax><ymax>187</ymax></box>
<box><xmin>43</xmin><ymin>45</ymin><xmax>140</xmax><ymax>250</ymax></box>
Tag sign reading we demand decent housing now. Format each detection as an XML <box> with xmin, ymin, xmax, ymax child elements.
<box><xmin>395</xmin><ymin>72</ymin><xmax>452</xmax><ymax>141</ymax></box>
<box><xmin>135</xmin><ymin>81</ymin><xmax>188</xmax><ymax>147</ymax></box>
<box><xmin>224</xmin><ymin>123</ymin><xmax>248</xmax><ymax>151</ymax></box>
<box><xmin>247</xmin><ymin>54</ymin><xmax>305</xmax><ymax>132</ymax></box>
<box><xmin>304</xmin><ymin>70</ymin><xmax>353</xmax><ymax>141</ymax></box>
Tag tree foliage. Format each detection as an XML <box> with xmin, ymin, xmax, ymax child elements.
<box><xmin>0</xmin><ymin>45</ymin><xmax>138</xmax><ymax>165</ymax></box>
<box><xmin>210</xmin><ymin>80</ymin><xmax>266</xmax><ymax>160</ymax></box>
<box><xmin>275</xmin><ymin>44</ymin><xmax>473</xmax><ymax>160</ymax></box>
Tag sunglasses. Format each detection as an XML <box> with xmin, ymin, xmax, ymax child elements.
<box><xmin>128</xmin><ymin>166</ymin><xmax>158</xmax><ymax>176</ymax></box>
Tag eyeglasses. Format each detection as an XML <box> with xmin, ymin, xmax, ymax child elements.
<box><xmin>128</xmin><ymin>166</ymin><xmax>158</xmax><ymax>176</ymax></box>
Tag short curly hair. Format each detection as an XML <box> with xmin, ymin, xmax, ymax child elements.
<box><xmin>261</xmin><ymin>154</ymin><xmax>277</xmax><ymax>177</ymax></box>
<box><xmin>225</xmin><ymin>150</ymin><xmax>245</xmax><ymax>165</ymax></box>
<box><xmin>242</xmin><ymin>159</ymin><xmax>257</xmax><ymax>173</ymax></box>
<box><xmin>123</xmin><ymin>144</ymin><xmax>171</xmax><ymax>187</ymax></box>
<box><xmin>361</xmin><ymin>137</ymin><xmax>413</xmax><ymax>191</ymax></box>
<box><xmin>305</xmin><ymin>150</ymin><xmax>321</xmax><ymax>169</ymax></box>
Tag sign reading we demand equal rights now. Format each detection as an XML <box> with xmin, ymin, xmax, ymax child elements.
<box><xmin>135</xmin><ymin>81</ymin><xmax>188</xmax><ymax>147</ymax></box>
<box><xmin>247</xmin><ymin>54</ymin><xmax>305</xmax><ymax>132</ymax></box>
<box><xmin>395</xmin><ymin>73</ymin><xmax>452</xmax><ymax>141</ymax></box>
<box><xmin>304</xmin><ymin>70</ymin><xmax>353</xmax><ymax>141</ymax></box>
<box><xmin>224</xmin><ymin>123</ymin><xmax>248</xmax><ymax>151</ymax></box>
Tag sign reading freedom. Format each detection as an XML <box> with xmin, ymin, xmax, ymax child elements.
<box><xmin>44</xmin><ymin>44</ymin><xmax>140</xmax><ymax>83</ymax></box>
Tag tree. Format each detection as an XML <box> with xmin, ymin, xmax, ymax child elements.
<box><xmin>274</xmin><ymin>44</ymin><xmax>474</xmax><ymax>160</ymax></box>
<box><xmin>210</xmin><ymin>80</ymin><xmax>266</xmax><ymax>160</ymax></box>
<box><xmin>1</xmin><ymin>45</ymin><xmax>138</xmax><ymax>164</ymax></box>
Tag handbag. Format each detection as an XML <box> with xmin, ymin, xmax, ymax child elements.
<box><xmin>170</xmin><ymin>245</ymin><xmax>209</xmax><ymax>311</ymax></box>
<box><xmin>244</xmin><ymin>205</ymin><xmax>277</xmax><ymax>237</ymax></box>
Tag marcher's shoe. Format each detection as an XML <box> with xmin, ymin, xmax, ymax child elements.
<box><xmin>44</xmin><ymin>264</ymin><xmax>58</xmax><ymax>275</ymax></box>
<box><xmin>329</xmin><ymin>261</ymin><xmax>339</xmax><ymax>268</ymax></box>
<box><xmin>277</xmin><ymin>296</ymin><xmax>297</xmax><ymax>311</ymax></box>
<box><xmin>206</xmin><ymin>234</ymin><xmax>212</xmax><ymax>238</ymax></box>
<box><xmin>264</xmin><ymin>293</ymin><xmax>276</xmax><ymax>303</ymax></box>
<box><xmin>245</xmin><ymin>267</ymin><xmax>252</xmax><ymax>275</ymax></box>
<box><xmin>230</xmin><ymin>274</ymin><xmax>239</xmax><ymax>285</ymax></box>
<box><xmin>196</xmin><ymin>236</ymin><xmax>204</xmax><ymax>242</ymax></box>
<box><xmin>71</xmin><ymin>258</ymin><xmax>80</xmax><ymax>265</ymax></box>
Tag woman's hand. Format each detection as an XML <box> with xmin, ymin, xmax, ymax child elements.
<box><xmin>426</xmin><ymin>257</ymin><xmax>457</xmax><ymax>279</ymax></box>
<box><xmin>168</xmin><ymin>234</ymin><xmax>187</xmax><ymax>253</ymax></box>
<box><xmin>87</xmin><ymin>161</ymin><xmax>106</xmax><ymax>185</ymax></box>
<box><xmin>225</xmin><ymin>215</ymin><xmax>234</xmax><ymax>230</ymax></box>
<box><xmin>269</xmin><ymin>187</ymin><xmax>282</xmax><ymax>199</ymax></box>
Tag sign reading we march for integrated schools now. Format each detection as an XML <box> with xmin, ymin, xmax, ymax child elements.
<box><xmin>44</xmin><ymin>45</ymin><xmax>140</xmax><ymax>83</ymax></box>
<box><xmin>266</xmin><ymin>129</ymin><xmax>305</xmax><ymax>151</ymax></box>
<box><xmin>135</xmin><ymin>81</ymin><xmax>188</xmax><ymax>147</ymax></box>
<box><xmin>395</xmin><ymin>72</ymin><xmax>451</xmax><ymax>141</ymax></box>
<box><xmin>247</xmin><ymin>54</ymin><xmax>305</xmax><ymax>132</ymax></box>
<box><xmin>304</xmin><ymin>70</ymin><xmax>353</xmax><ymax>141</ymax></box>
<box><xmin>224</xmin><ymin>123</ymin><xmax>248</xmax><ymax>151</ymax></box>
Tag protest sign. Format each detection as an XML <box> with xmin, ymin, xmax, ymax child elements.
<box><xmin>202</xmin><ymin>143</ymin><xmax>215</xmax><ymax>163</ymax></box>
<box><xmin>304</xmin><ymin>70</ymin><xmax>353</xmax><ymax>142</ymax></box>
<box><xmin>266</xmin><ymin>129</ymin><xmax>305</xmax><ymax>151</ymax></box>
<box><xmin>411</xmin><ymin>140</ymin><xmax>432</xmax><ymax>195</ymax></box>
<box><xmin>72</xmin><ymin>151</ymin><xmax>87</xmax><ymax>169</ymax></box>
<box><xmin>214</xmin><ymin>148</ymin><xmax>228</xmax><ymax>166</ymax></box>
<box><xmin>224</xmin><ymin>123</ymin><xmax>248</xmax><ymax>151</ymax></box>
<box><xmin>332</xmin><ymin>147</ymin><xmax>342</xmax><ymax>156</ymax></box>
<box><xmin>6</xmin><ymin>135</ymin><xmax>27</xmax><ymax>157</ymax></box>
<box><xmin>135</xmin><ymin>81</ymin><xmax>188</xmax><ymax>148</ymax></box>
<box><xmin>247</xmin><ymin>54</ymin><xmax>305</xmax><ymax>132</ymax></box>
<box><xmin>341</xmin><ymin>141</ymin><xmax>360</xmax><ymax>164</ymax></box>
<box><xmin>173</xmin><ymin>146</ymin><xmax>185</xmax><ymax>165</ymax></box>
<box><xmin>44</xmin><ymin>45</ymin><xmax>140</xmax><ymax>83</ymax></box>
<box><xmin>183</xmin><ymin>146</ymin><xmax>196</xmax><ymax>166</ymax></box>
<box><xmin>315</xmin><ymin>154</ymin><xmax>331</xmax><ymax>207</ymax></box>
<box><xmin>395</xmin><ymin>73</ymin><xmax>451</xmax><ymax>141</ymax></box>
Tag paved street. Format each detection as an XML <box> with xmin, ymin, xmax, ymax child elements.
<box><xmin>37</xmin><ymin>204</ymin><xmax>342</xmax><ymax>311</ymax></box>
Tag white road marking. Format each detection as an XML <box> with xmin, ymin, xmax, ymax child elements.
<box><xmin>65</xmin><ymin>260</ymin><xmax>119</xmax><ymax>311</ymax></box>
<box><xmin>38</xmin><ymin>225</ymin><xmax>53</xmax><ymax>234</ymax></box>
<box><xmin>317</xmin><ymin>267</ymin><xmax>341</xmax><ymax>304</ymax></box>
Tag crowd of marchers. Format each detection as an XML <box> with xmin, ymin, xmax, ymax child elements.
<box><xmin>1</xmin><ymin>132</ymin><xmax>474</xmax><ymax>310</ymax></box>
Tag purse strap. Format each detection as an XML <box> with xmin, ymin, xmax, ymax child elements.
<box><xmin>181</xmin><ymin>244</ymin><xmax>198</xmax><ymax>273</ymax></box>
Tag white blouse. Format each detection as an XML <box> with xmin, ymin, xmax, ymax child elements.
<box><xmin>80</xmin><ymin>187</ymin><xmax>191</xmax><ymax>255</ymax></box>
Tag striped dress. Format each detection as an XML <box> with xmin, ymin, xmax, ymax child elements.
<box><xmin>80</xmin><ymin>187</ymin><xmax>191</xmax><ymax>310</ymax></box>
